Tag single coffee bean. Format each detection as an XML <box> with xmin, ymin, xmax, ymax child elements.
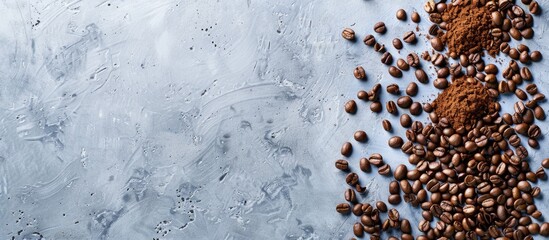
<box><xmin>376</xmin><ymin>201</ymin><xmax>388</xmax><ymax>212</ymax></box>
<box><xmin>370</xmin><ymin>101</ymin><xmax>382</xmax><ymax>113</ymax></box>
<box><xmin>530</xmin><ymin>51</ymin><xmax>542</xmax><ymax>62</ymax></box>
<box><xmin>357</xmin><ymin>90</ymin><xmax>369</xmax><ymax>100</ymax></box>
<box><xmin>415</xmin><ymin>69</ymin><xmax>428</xmax><ymax>83</ymax></box>
<box><xmin>388</xmin><ymin>136</ymin><xmax>404</xmax><ymax>148</ymax></box>
<box><xmin>363</xmin><ymin>34</ymin><xmax>376</xmax><ymax>46</ymax></box>
<box><xmin>509</xmin><ymin>48</ymin><xmax>520</xmax><ymax>59</ymax></box>
<box><xmin>352</xmin><ymin>203</ymin><xmax>363</xmax><ymax>216</ymax></box>
<box><xmin>411</xmin><ymin>11</ymin><xmax>420</xmax><ymax>23</ymax></box>
<box><xmin>388</xmin><ymin>194</ymin><xmax>402</xmax><ymax>204</ymax></box>
<box><xmin>345</xmin><ymin>100</ymin><xmax>357</xmax><ymax>114</ymax></box>
<box><xmin>526</xmin><ymin>84</ymin><xmax>538</xmax><ymax>95</ymax></box>
<box><xmin>353</xmin><ymin>222</ymin><xmax>364</xmax><ymax>237</ymax></box>
<box><xmin>369</xmin><ymin>153</ymin><xmax>384</xmax><ymax>166</ymax></box>
<box><xmin>381</xmin><ymin>52</ymin><xmax>394</xmax><ymax>65</ymax></box>
<box><xmin>434</xmin><ymin>78</ymin><xmax>448</xmax><ymax>89</ymax></box>
<box><xmin>374</xmin><ymin>22</ymin><xmax>386</xmax><ymax>34</ymax></box>
<box><xmin>397</xmin><ymin>96</ymin><xmax>413</xmax><ymax>108</ymax></box>
<box><xmin>400</xmin><ymin>114</ymin><xmax>412</xmax><ymax>128</ymax></box>
<box><xmin>389</xmin><ymin>66</ymin><xmax>403</xmax><ymax>78</ymax></box>
<box><xmin>540</xmin><ymin>222</ymin><xmax>549</xmax><ymax>236</ymax></box>
<box><xmin>406</xmin><ymin>82</ymin><xmax>418</xmax><ymax>96</ymax></box>
<box><xmin>431</xmin><ymin>37</ymin><xmax>444</xmax><ymax>51</ymax></box>
<box><xmin>403</xmin><ymin>31</ymin><xmax>416</xmax><ymax>43</ymax></box>
<box><xmin>388</xmin><ymin>208</ymin><xmax>400</xmax><ymax>221</ymax></box>
<box><xmin>386</xmin><ymin>101</ymin><xmax>398</xmax><ymax>115</ymax></box>
<box><xmin>335</xmin><ymin>159</ymin><xmax>349</xmax><ymax>170</ymax></box>
<box><xmin>389</xmin><ymin>180</ymin><xmax>400</xmax><ymax>194</ymax></box>
<box><xmin>386</xmin><ymin>84</ymin><xmax>400</xmax><ymax>94</ymax></box>
<box><xmin>359</xmin><ymin>157</ymin><xmax>370</xmax><ymax>172</ymax></box>
<box><xmin>354</xmin><ymin>66</ymin><xmax>366</xmax><ymax>80</ymax></box>
<box><xmin>529</xmin><ymin>1</ymin><xmax>540</xmax><ymax>15</ymax></box>
<box><xmin>396</xmin><ymin>9</ymin><xmax>407</xmax><ymax>20</ymax></box>
<box><xmin>354</xmin><ymin>130</ymin><xmax>368</xmax><ymax>142</ymax></box>
<box><xmin>515</xmin><ymin>89</ymin><xmax>527</xmax><ymax>100</ymax></box>
<box><xmin>341</xmin><ymin>28</ymin><xmax>355</xmax><ymax>40</ymax></box>
<box><xmin>345</xmin><ymin>188</ymin><xmax>357</xmax><ymax>203</ymax></box>
<box><xmin>341</xmin><ymin>142</ymin><xmax>353</xmax><ymax>156</ymax></box>
<box><xmin>500</xmin><ymin>42</ymin><xmax>511</xmax><ymax>53</ymax></box>
<box><xmin>521</xmin><ymin>67</ymin><xmax>532</xmax><ymax>81</ymax></box>
<box><xmin>346</xmin><ymin>172</ymin><xmax>359</xmax><ymax>185</ymax></box>
<box><xmin>407</xmin><ymin>53</ymin><xmax>420</xmax><ymax>68</ymax></box>
<box><xmin>409</xmin><ymin>102</ymin><xmax>422</xmax><ymax>116</ymax></box>
<box><xmin>393</xmin><ymin>38</ymin><xmax>403</xmax><ymax>49</ymax></box>
<box><xmin>534</xmin><ymin>106</ymin><xmax>545</xmax><ymax>120</ymax></box>
<box><xmin>378</xmin><ymin>164</ymin><xmax>391</xmax><ymax>175</ymax></box>
<box><xmin>520</xmin><ymin>51</ymin><xmax>531</xmax><ymax>64</ymax></box>
<box><xmin>528</xmin><ymin>124</ymin><xmax>541</xmax><ymax>139</ymax></box>
<box><xmin>431</xmin><ymin>53</ymin><xmax>446</xmax><ymax>66</ymax></box>
<box><xmin>394</xmin><ymin>164</ymin><xmax>408</xmax><ymax>180</ymax></box>
<box><xmin>397</xmin><ymin>59</ymin><xmax>410</xmax><ymax>71</ymax></box>
<box><xmin>336</xmin><ymin>203</ymin><xmax>351</xmax><ymax>214</ymax></box>
<box><xmin>382</xmin><ymin>119</ymin><xmax>393</xmax><ymax>132</ymax></box>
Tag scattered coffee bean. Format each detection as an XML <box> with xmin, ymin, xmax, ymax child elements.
<box><xmin>335</xmin><ymin>158</ymin><xmax>354</xmax><ymax>173</ymax></box>
<box><xmin>346</xmin><ymin>172</ymin><xmax>359</xmax><ymax>185</ymax></box>
<box><xmin>363</xmin><ymin>34</ymin><xmax>376</xmax><ymax>46</ymax></box>
<box><xmin>397</xmin><ymin>58</ymin><xmax>410</xmax><ymax>71</ymax></box>
<box><xmin>382</xmin><ymin>119</ymin><xmax>393</xmax><ymax>132</ymax></box>
<box><xmin>409</xmin><ymin>102</ymin><xmax>422</xmax><ymax>116</ymax></box>
<box><xmin>357</xmin><ymin>90</ymin><xmax>369</xmax><ymax>100</ymax></box>
<box><xmin>386</xmin><ymin>101</ymin><xmax>398</xmax><ymax>115</ymax></box>
<box><xmin>353</xmin><ymin>222</ymin><xmax>363</xmax><ymax>237</ymax></box>
<box><xmin>345</xmin><ymin>188</ymin><xmax>357</xmax><ymax>203</ymax></box>
<box><xmin>411</xmin><ymin>11</ymin><xmax>420</xmax><ymax>23</ymax></box>
<box><xmin>370</xmin><ymin>102</ymin><xmax>382</xmax><ymax>113</ymax></box>
<box><xmin>341</xmin><ymin>28</ymin><xmax>355</xmax><ymax>40</ymax></box>
<box><xmin>388</xmin><ymin>194</ymin><xmax>402</xmax><ymax>204</ymax></box>
<box><xmin>354</xmin><ymin>130</ymin><xmax>367</xmax><ymax>142</ymax></box>
<box><xmin>378</xmin><ymin>164</ymin><xmax>391</xmax><ymax>175</ymax></box>
<box><xmin>415</xmin><ymin>69</ymin><xmax>428</xmax><ymax>83</ymax></box>
<box><xmin>388</xmin><ymin>136</ymin><xmax>404</xmax><ymax>148</ymax></box>
<box><xmin>336</xmin><ymin>203</ymin><xmax>351</xmax><ymax>214</ymax></box>
<box><xmin>381</xmin><ymin>52</ymin><xmax>393</xmax><ymax>65</ymax></box>
<box><xmin>431</xmin><ymin>37</ymin><xmax>444</xmax><ymax>51</ymax></box>
<box><xmin>396</xmin><ymin>9</ymin><xmax>407</xmax><ymax>20</ymax></box>
<box><xmin>359</xmin><ymin>157</ymin><xmax>370</xmax><ymax>172</ymax></box>
<box><xmin>406</xmin><ymin>82</ymin><xmax>418</xmax><ymax>96</ymax></box>
<box><xmin>400</xmin><ymin>114</ymin><xmax>412</xmax><ymax>128</ymax></box>
<box><xmin>341</xmin><ymin>142</ymin><xmax>352</xmax><ymax>156</ymax></box>
<box><xmin>393</xmin><ymin>38</ymin><xmax>403</xmax><ymax>49</ymax></box>
<box><xmin>397</xmin><ymin>96</ymin><xmax>413</xmax><ymax>108</ymax></box>
<box><xmin>354</xmin><ymin>66</ymin><xmax>366</xmax><ymax>80</ymax></box>
<box><xmin>389</xmin><ymin>66</ymin><xmax>403</xmax><ymax>78</ymax></box>
<box><xmin>403</xmin><ymin>31</ymin><xmax>416</xmax><ymax>43</ymax></box>
<box><xmin>374</xmin><ymin>22</ymin><xmax>386</xmax><ymax>34</ymax></box>
<box><xmin>345</xmin><ymin>100</ymin><xmax>357</xmax><ymax>114</ymax></box>
<box><xmin>530</xmin><ymin>50</ymin><xmax>542</xmax><ymax>61</ymax></box>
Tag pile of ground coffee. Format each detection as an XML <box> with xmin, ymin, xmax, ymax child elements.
<box><xmin>432</xmin><ymin>77</ymin><xmax>495</xmax><ymax>129</ymax></box>
<box><xmin>440</xmin><ymin>1</ymin><xmax>500</xmax><ymax>56</ymax></box>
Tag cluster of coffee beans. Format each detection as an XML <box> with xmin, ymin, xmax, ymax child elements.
<box><xmin>336</xmin><ymin>1</ymin><xmax>549</xmax><ymax>239</ymax></box>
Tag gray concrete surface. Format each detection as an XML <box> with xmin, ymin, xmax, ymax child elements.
<box><xmin>1</xmin><ymin>0</ymin><xmax>549</xmax><ymax>239</ymax></box>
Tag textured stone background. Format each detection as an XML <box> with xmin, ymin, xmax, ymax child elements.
<box><xmin>1</xmin><ymin>0</ymin><xmax>549</xmax><ymax>239</ymax></box>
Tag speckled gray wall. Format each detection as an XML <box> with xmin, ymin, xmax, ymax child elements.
<box><xmin>1</xmin><ymin>0</ymin><xmax>549</xmax><ymax>239</ymax></box>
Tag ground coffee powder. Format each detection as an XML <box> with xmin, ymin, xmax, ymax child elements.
<box><xmin>440</xmin><ymin>1</ymin><xmax>500</xmax><ymax>56</ymax></box>
<box><xmin>432</xmin><ymin>76</ymin><xmax>495</xmax><ymax>129</ymax></box>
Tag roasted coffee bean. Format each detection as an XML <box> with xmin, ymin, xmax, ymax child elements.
<box><xmin>386</xmin><ymin>84</ymin><xmax>400</xmax><ymax>94</ymax></box>
<box><xmin>411</xmin><ymin>11</ymin><xmax>420</xmax><ymax>23</ymax></box>
<box><xmin>354</xmin><ymin>66</ymin><xmax>366</xmax><ymax>80</ymax></box>
<box><xmin>376</xmin><ymin>201</ymin><xmax>388</xmax><ymax>212</ymax></box>
<box><xmin>346</xmin><ymin>172</ymin><xmax>359</xmax><ymax>185</ymax></box>
<box><xmin>352</xmin><ymin>203</ymin><xmax>363</xmax><ymax>216</ymax></box>
<box><xmin>406</xmin><ymin>82</ymin><xmax>418</xmax><ymax>96</ymax></box>
<box><xmin>526</xmin><ymin>84</ymin><xmax>538</xmax><ymax>95</ymax></box>
<box><xmin>406</xmin><ymin>53</ymin><xmax>420</xmax><ymax>68</ymax></box>
<box><xmin>373</xmin><ymin>43</ymin><xmax>386</xmax><ymax>53</ymax></box>
<box><xmin>336</xmin><ymin>203</ymin><xmax>351</xmax><ymax>214</ymax></box>
<box><xmin>378</xmin><ymin>164</ymin><xmax>391</xmax><ymax>175</ymax></box>
<box><xmin>382</xmin><ymin>119</ymin><xmax>393</xmax><ymax>132</ymax></box>
<box><xmin>410</xmin><ymin>102</ymin><xmax>422</xmax><ymax>116</ymax></box>
<box><xmin>341</xmin><ymin>142</ymin><xmax>353</xmax><ymax>156</ymax></box>
<box><xmin>357</xmin><ymin>90</ymin><xmax>368</xmax><ymax>100</ymax></box>
<box><xmin>388</xmin><ymin>136</ymin><xmax>404</xmax><ymax>148</ymax></box>
<box><xmin>344</xmin><ymin>100</ymin><xmax>357</xmax><ymax>114</ymax></box>
<box><xmin>354</xmin><ymin>130</ymin><xmax>368</xmax><ymax>142</ymax></box>
<box><xmin>345</xmin><ymin>188</ymin><xmax>357</xmax><ymax>203</ymax></box>
<box><xmin>501</xmin><ymin>42</ymin><xmax>511</xmax><ymax>53</ymax></box>
<box><xmin>431</xmin><ymin>37</ymin><xmax>444</xmax><ymax>51</ymax></box>
<box><xmin>394</xmin><ymin>164</ymin><xmax>408</xmax><ymax>180</ymax></box>
<box><xmin>387</xmin><ymin>101</ymin><xmax>398</xmax><ymax>115</ymax></box>
<box><xmin>374</xmin><ymin>22</ymin><xmax>386</xmax><ymax>34</ymax></box>
<box><xmin>530</xmin><ymin>51</ymin><xmax>542</xmax><ymax>62</ymax></box>
<box><xmin>515</xmin><ymin>89</ymin><xmax>527</xmax><ymax>100</ymax></box>
<box><xmin>397</xmin><ymin>96</ymin><xmax>413</xmax><ymax>108</ymax></box>
<box><xmin>353</xmin><ymin>222</ymin><xmax>364</xmax><ymax>237</ymax></box>
<box><xmin>530</xmin><ymin>1</ymin><xmax>540</xmax><ymax>15</ymax></box>
<box><xmin>370</xmin><ymin>102</ymin><xmax>382</xmax><ymax>113</ymax></box>
<box><xmin>434</xmin><ymin>78</ymin><xmax>448</xmax><ymax>89</ymax></box>
<box><xmin>381</xmin><ymin>52</ymin><xmax>393</xmax><ymax>65</ymax></box>
<box><xmin>395</xmin><ymin>9</ymin><xmax>407</xmax><ymax>20</ymax></box>
<box><xmin>431</xmin><ymin>53</ymin><xmax>446</xmax><ymax>66</ymax></box>
<box><xmin>520</xmin><ymin>51</ymin><xmax>531</xmax><ymax>64</ymax></box>
<box><xmin>389</xmin><ymin>66</ymin><xmax>403</xmax><ymax>78</ymax></box>
<box><xmin>363</xmin><ymin>34</ymin><xmax>376</xmax><ymax>46</ymax></box>
<box><xmin>521</xmin><ymin>67</ymin><xmax>532</xmax><ymax>81</ymax></box>
<box><xmin>401</xmin><ymin>114</ymin><xmax>412</xmax><ymax>128</ymax></box>
<box><xmin>397</xmin><ymin>58</ymin><xmax>410</xmax><ymax>71</ymax></box>
<box><xmin>528</xmin><ymin>124</ymin><xmax>541</xmax><ymax>139</ymax></box>
<box><xmin>359</xmin><ymin>157</ymin><xmax>370</xmax><ymax>172</ymax></box>
<box><xmin>389</xmin><ymin>180</ymin><xmax>400</xmax><ymax>194</ymax></box>
<box><xmin>403</xmin><ymin>31</ymin><xmax>416</xmax><ymax>43</ymax></box>
<box><xmin>535</xmin><ymin>106</ymin><xmax>545</xmax><ymax>120</ymax></box>
<box><xmin>369</xmin><ymin>153</ymin><xmax>384</xmax><ymax>166</ymax></box>
<box><xmin>509</xmin><ymin>48</ymin><xmax>520</xmax><ymax>59</ymax></box>
<box><xmin>335</xmin><ymin>159</ymin><xmax>349</xmax><ymax>170</ymax></box>
<box><xmin>341</xmin><ymin>28</ymin><xmax>355</xmax><ymax>40</ymax></box>
<box><xmin>393</xmin><ymin>38</ymin><xmax>403</xmax><ymax>49</ymax></box>
<box><xmin>415</xmin><ymin>69</ymin><xmax>428</xmax><ymax>83</ymax></box>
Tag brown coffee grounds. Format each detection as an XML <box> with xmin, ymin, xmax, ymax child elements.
<box><xmin>432</xmin><ymin>77</ymin><xmax>495</xmax><ymax>129</ymax></box>
<box><xmin>440</xmin><ymin>1</ymin><xmax>500</xmax><ymax>56</ymax></box>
